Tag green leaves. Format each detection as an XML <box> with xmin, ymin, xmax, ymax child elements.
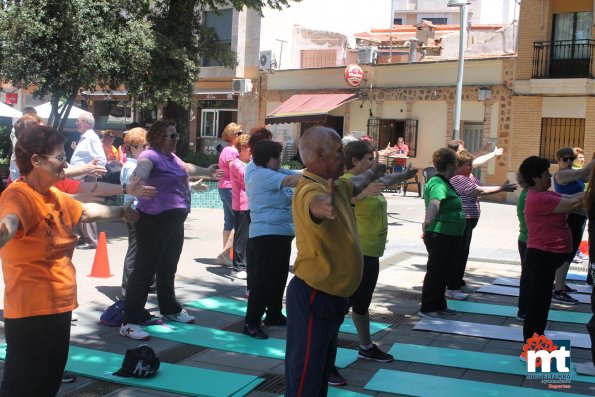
<box><xmin>0</xmin><ymin>0</ymin><xmax>298</xmax><ymax>134</ymax></box>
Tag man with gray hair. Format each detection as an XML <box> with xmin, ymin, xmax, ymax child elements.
<box><xmin>71</xmin><ymin>112</ymin><xmax>107</xmax><ymax>248</ymax></box>
<box><xmin>285</xmin><ymin>126</ymin><xmax>417</xmax><ymax>396</ymax></box>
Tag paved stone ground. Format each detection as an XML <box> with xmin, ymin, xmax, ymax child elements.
<box><xmin>0</xmin><ymin>193</ymin><xmax>593</xmax><ymax>396</ymax></box>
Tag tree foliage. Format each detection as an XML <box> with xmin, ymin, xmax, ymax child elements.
<box><xmin>0</xmin><ymin>0</ymin><xmax>296</xmax><ymax>152</ymax></box>
<box><xmin>0</xmin><ymin>0</ymin><xmax>154</xmax><ymax>129</ymax></box>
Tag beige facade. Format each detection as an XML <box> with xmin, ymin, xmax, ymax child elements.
<box><xmin>261</xmin><ymin>58</ymin><xmax>515</xmax><ymax>199</ymax></box>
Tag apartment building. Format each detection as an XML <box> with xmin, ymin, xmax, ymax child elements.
<box><xmin>510</xmin><ymin>0</ymin><xmax>595</xmax><ymax>177</ymax></box>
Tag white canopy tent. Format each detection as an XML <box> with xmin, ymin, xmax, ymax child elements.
<box><xmin>34</xmin><ymin>102</ymin><xmax>89</xmax><ymax>120</ymax></box>
<box><xmin>0</xmin><ymin>102</ymin><xmax>22</xmax><ymax>119</ymax></box>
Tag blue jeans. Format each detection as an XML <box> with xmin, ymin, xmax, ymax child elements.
<box><xmin>218</xmin><ymin>188</ymin><xmax>234</xmax><ymax>231</ymax></box>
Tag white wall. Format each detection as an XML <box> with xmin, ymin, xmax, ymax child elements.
<box><xmin>260</xmin><ymin>0</ymin><xmax>392</xmax><ymax>70</ymax></box>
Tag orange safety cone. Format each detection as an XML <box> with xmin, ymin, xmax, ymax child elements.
<box><xmin>229</xmin><ymin>248</ymin><xmax>234</xmax><ymax>260</ymax></box>
<box><xmin>580</xmin><ymin>240</ymin><xmax>589</xmax><ymax>255</ymax></box>
<box><xmin>89</xmin><ymin>232</ymin><xmax>112</xmax><ymax>278</ymax></box>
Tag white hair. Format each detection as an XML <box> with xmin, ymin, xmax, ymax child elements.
<box><xmin>79</xmin><ymin>112</ymin><xmax>95</xmax><ymax>128</ymax></box>
<box><xmin>341</xmin><ymin>135</ymin><xmax>357</xmax><ymax>146</ymax></box>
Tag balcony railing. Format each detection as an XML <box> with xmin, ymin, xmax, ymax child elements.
<box><xmin>533</xmin><ymin>40</ymin><xmax>595</xmax><ymax>79</ymax></box>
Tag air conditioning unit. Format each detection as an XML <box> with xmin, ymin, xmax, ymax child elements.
<box><xmin>232</xmin><ymin>79</ymin><xmax>253</xmax><ymax>95</ymax></box>
<box><xmin>259</xmin><ymin>50</ymin><xmax>273</xmax><ymax>70</ymax></box>
<box><xmin>357</xmin><ymin>46</ymin><xmax>378</xmax><ymax>65</ymax></box>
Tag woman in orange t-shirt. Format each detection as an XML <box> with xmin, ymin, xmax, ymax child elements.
<box><xmin>0</xmin><ymin>125</ymin><xmax>139</xmax><ymax>396</ymax></box>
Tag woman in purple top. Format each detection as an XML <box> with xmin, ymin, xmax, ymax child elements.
<box><xmin>217</xmin><ymin>123</ymin><xmax>242</xmax><ymax>267</ymax></box>
<box><xmin>121</xmin><ymin>120</ymin><xmax>221</xmax><ymax>341</ymax></box>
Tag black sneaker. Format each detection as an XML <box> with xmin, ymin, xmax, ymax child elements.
<box><xmin>564</xmin><ymin>284</ymin><xmax>577</xmax><ymax>293</ymax></box>
<box><xmin>516</xmin><ymin>311</ymin><xmax>526</xmax><ymax>321</ymax></box>
<box><xmin>62</xmin><ymin>371</ymin><xmax>77</xmax><ymax>383</ymax></box>
<box><xmin>552</xmin><ymin>291</ymin><xmax>579</xmax><ymax>305</ymax></box>
<box><xmin>263</xmin><ymin>314</ymin><xmax>287</xmax><ymax>326</ymax></box>
<box><xmin>243</xmin><ymin>324</ymin><xmax>268</xmax><ymax>339</ymax></box>
<box><xmin>328</xmin><ymin>367</ymin><xmax>347</xmax><ymax>386</ymax></box>
<box><xmin>358</xmin><ymin>344</ymin><xmax>394</xmax><ymax>363</ymax></box>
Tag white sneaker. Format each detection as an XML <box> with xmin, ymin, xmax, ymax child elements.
<box><xmin>162</xmin><ymin>309</ymin><xmax>196</xmax><ymax>324</ymax></box>
<box><xmin>216</xmin><ymin>253</ymin><xmax>233</xmax><ymax>267</ymax></box>
<box><xmin>418</xmin><ymin>311</ymin><xmax>442</xmax><ymax>319</ymax></box>
<box><xmin>445</xmin><ymin>289</ymin><xmax>468</xmax><ymax>300</ymax></box>
<box><xmin>459</xmin><ymin>285</ymin><xmax>475</xmax><ymax>294</ymax></box>
<box><xmin>120</xmin><ymin>323</ymin><xmax>150</xmax><ymax>340</ymax></box>
<box><xmin>231</xmin><ymin>270</ymin><xmax>247</xmax><ymax>280</ymax></box>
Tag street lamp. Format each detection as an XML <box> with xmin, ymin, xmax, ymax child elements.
<box><xmin>448</xmin><ymin>0</ymin><xmax>470</xmax><ymax>141</ymax></box>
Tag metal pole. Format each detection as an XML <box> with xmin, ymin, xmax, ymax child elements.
<box><xmin>453</xmin><ymin>3</ymin><xmax>468</xmax><ymax>140</ymax></box>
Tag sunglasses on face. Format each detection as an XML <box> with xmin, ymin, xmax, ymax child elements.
<box><xmin>164</xmin><ymin>134</ymin><xmax>179</xmax><ymax>140</ymax></box>
<box><xmin>236</xmin><ymin>131</ymin><xmax>243</xmax><ymax>136</ymax></box>
<box><xmin>561</xmin><ymin>157</ymin><xmax>575</xmax><ymax>163</ymax></box>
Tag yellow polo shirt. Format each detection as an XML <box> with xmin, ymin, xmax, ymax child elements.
<box><xmin>292</xmin><ymin>170</ymin><xmax>363</xmax><ymax>297</ymax></box>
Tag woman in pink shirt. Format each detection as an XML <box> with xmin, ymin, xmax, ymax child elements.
<box><xmin>230</xmin><ymin>134</ymin><xmax>251</xmax><ymax>280</ymax></box>
<box><xmin>217</xmin><ymin>123</ymin><xmax>242</xmax><ymax>266</ymax></box>
<box><xmin>518</xmin><ymin>156</ymin><xmax>583</xmax><ymax>348</ymax></box>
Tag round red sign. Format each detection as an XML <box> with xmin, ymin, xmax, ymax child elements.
<box><xmin>344</xmin><ymin>64</ymin><xmax>364</xmax><ymax>87</ymax></box>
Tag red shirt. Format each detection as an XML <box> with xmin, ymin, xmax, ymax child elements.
<box><xmin>55</xmin><ymin>179</ymin><xmax>81</xmax><ymax>194</ymax></box>
<box><xmin>525</xmin><ymin>189</ymin><xmax>571</xmax><ymax>253</ymax></box>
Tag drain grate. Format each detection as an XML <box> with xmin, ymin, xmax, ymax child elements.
<box><xmin>369</xmin><ymin>312</ymin><xmax>408</xmax><ymax>325</ymax></box>
<box><xmin>337</xmin><ymin>338</ymin><xmax>360</xmax><ymax>349</ymax></box>
<box><xmin>62</xmin><ymin>381</ymin><xmax>123</xmax><ymax>397</ymax></box>
<box><xmin>404</xmin><ymin>250</ymin><xmax>589</xmax><ymax>272</ymax></box>
<box><xmin>255</xmin><ymin>373</ymin><xmax>286</xmax><ymax>394</ymax></box>
<box><xmin>159</xmin><ymin>343</ymin><xmax>208</xmax><ymax>363</ymax></box>
<box><xmin>405</xmin><ymin>250</ymin><xmax>522</xmax><ymax>266</ymax></box>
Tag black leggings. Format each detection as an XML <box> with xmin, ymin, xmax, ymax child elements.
<box><xmin>523</xmin><ymin>248</ymin><xmax>568</xmax><ymax>341</ymax></box>
<box><xmin>124</xmin><ymin>209</ymin><xmax>187</xmax><ymax>324</ymax></box>
<box><xmin>350</xmin><ymin>256</ymin><xmax>380</xmax><ymax>315</ymax></box>
<box><xmin>245</xmin><ymin>234</ymin><xmax>293</xmax><ymax>326</ymax></box>
<box><xmin>0</xmin><ymin>312</ymin><xmax>71</xmax><ymax>397</ymax></box>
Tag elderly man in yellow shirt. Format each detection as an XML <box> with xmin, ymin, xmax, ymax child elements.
<box><xmin>285</xmin><ymin>126</ymin><xmax>417</xmax><ymax>396</ymax></box>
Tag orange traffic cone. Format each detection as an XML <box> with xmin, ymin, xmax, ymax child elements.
<box><xmin>89</xmin><ymin>232</ymin><xmax>112</xmax><ymax>278</ymax></box>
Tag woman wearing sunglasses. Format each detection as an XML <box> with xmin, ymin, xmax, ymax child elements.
<box><xmin>552</xmin><ymin>147</ymin><xmax>594</xmax><ymax>304</ymax></box>
<box><xmin>120</xmin><ymin>120</ymin><xmax>222</xmax><ymax>340</ymax></box>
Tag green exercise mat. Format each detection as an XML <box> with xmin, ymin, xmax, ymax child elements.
<box><xmin>145</xmin><ymin>322</ymin><xmax>357</xmax><ymax>368</ymax></box>
<box><xmin>0</xmin><ymin>344</ymin><xmax>262</xmax><ymax>397</ymax></box>
<box><xmin>188</xmin><ymin>297</ymin><xmax>390</xmax><ymax>335</ymax></box>
<box><xmin>388</xmin><ymin>343</ymin><xmax>595</xmax><ymax>384</ymax></box>
<box><xmin>365</xmin><ymin>369</ymin><xmax>589</xmax><ymax>397</ymax></box>
<box><xmin>448</xmin><ymin>300</ymin><xmax>592</xmax><ymax>324</ymax></box>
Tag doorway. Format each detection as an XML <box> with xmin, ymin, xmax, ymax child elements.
<box><xmin>462</xmin><ymin>122</ymin><xmax>484</xmax><ymax>179</ymax></box>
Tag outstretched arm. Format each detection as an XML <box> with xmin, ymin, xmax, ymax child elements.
<box><xmin>79</xmin><ymin>201</ymin><xmax>139</xmax><ymax>223</ymax></box>
<box><xmin>0</xmin><ymin>214</ymin><xmax>19</xmax><ymax>249</ymax></box>
<box><xmin>64</xmin><ymin>159</ymin><xmax>107</xmax><ymax>179</ymax></box>
<box><xmin>472</xmin><ymin>146</ymin><xmax>503</xmax><ymax>168</ymax></box>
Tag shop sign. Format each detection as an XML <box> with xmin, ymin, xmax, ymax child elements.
<box><xmin>344</xmin><ymin>64</ymin><xmax>364</xmax><ymax>87</ymax></box>
<box><xmin>5</xmin><ymin>93</ymin><xmax>18</xmax><ymax>105</ymax></box>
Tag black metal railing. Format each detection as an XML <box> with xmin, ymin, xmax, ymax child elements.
<box><xmin>532</xmin><ymin>40</ymin><xmax>595</xmax><ymax>79</ymax></box>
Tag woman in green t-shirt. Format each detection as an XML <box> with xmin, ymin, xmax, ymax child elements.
<box><xmin>420</xmin><ymin>148</ymin><xmax>466</xmax><ymax>319</ymax></box>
